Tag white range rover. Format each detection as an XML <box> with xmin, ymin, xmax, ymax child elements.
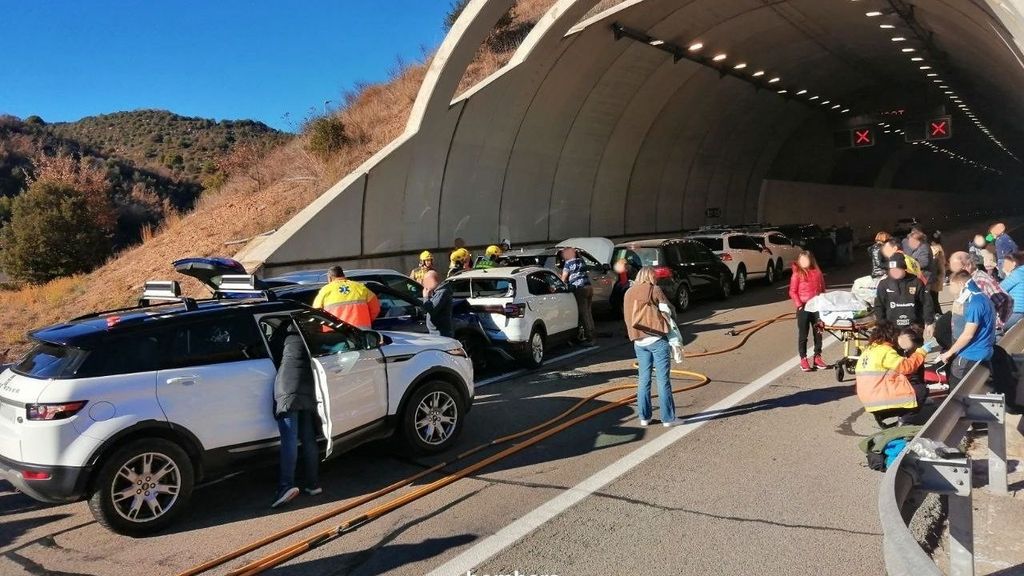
<box><xmin>0</xmin><ymin>280</ymin><xmax>474</xmax><ymax>536</ymax></box>
<box><xmin>444</xmin><ymin>266</ymin><xmax>580</xmax><ymax>367</ymax></box>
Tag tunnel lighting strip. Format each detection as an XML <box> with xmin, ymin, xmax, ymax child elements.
<box><xmin>611</xmin><ymin>23</ymin><xmax>852</xmax><ymax>116</ymax></box>
<box><xmin>858</xmin><ymin>0</ymin><xmax>1020</xmax><ymax>162</ymax></box>
<box><xmin>914</xmin><ymin>140</ymin><xmax>1003</xmax><ymax>174</ymax></box>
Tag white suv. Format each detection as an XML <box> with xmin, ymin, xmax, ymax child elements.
<box><xmin>443</xmin><ymin>267</ymin><xmax>579</xmax><ymax>367</ymax></box>
<box><xmin>687</xmin><ymin>232</ymin><xmax>776</xmax><ymax>292</ymax></box>
<box><xmin>0</xmin><ymin>281</ymin><xmax>474</xmax><ymax>536</ymax></box>
<box><xmin>745</xmin><ymin>230</ymin><xmax>802</xmax><ymax>277</ymax></box>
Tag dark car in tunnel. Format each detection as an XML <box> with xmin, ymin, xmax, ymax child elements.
<box><xmin>771</xmin><ymin>224</ymin><xmax>836</xmax><ymax>266</ymax></box>
<box><xmin>611</xmin><ymin>238</ymin><xmax>732</xmax><ymax>312</ymax></box>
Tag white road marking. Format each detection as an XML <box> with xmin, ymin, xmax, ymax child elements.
<box><xmin>428</xmin><ymin>339</ymin><xmax>839</xmax><ymax>576</ymax></box>
<box><xmin>474</xmin><ymin>346</ymin><xmax>601</xmax><ymax>388</ymax></box>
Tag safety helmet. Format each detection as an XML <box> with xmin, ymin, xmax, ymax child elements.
<box><xmin>485</xmin><ymin>245</ymin><xmax>502</xmax><ymax>258</ymax></box>
<box><xmin>419</xmin><ymin>250</ymin><xmax>433</xmax><ymax>262</ymax></box>
<box><xmin>450</xmin><ymin>248</ymin><xmax>470</xmax><ymax>264</ymax></box>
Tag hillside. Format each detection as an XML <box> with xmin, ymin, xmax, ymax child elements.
<box><xmin>47</xmin><ymin>110</ymin><xmax>290</xmax><ymax>180</ymax></box>
<box><xmin>0</xmin><ymin>0</ymin><xmax>597</xmax><ymax>360</ymax></box>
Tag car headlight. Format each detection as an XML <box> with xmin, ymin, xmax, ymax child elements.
<box><xmin>446</xmin><ymin>347</ymin><xmax>468</xmax><ymax>358</ymax></box>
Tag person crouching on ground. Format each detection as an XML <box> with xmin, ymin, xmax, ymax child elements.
<box><xmin>271</xmin><ymin>321</ymin><xmax>321</xmax><ymax>508</ymax></box>
<box><xmin>856</xmin><ymin>322</ymin><xmax>934</xmax><ymax>429</ymax></box>
<box><xmin>789</xmin><ymin>250</ymin><xmax>826</xmax><ymax>372</ymax></box>
<box><xmin>624</xmin><ymin>266</ymin><xmax>683</xmax><ymax>427</ymax></box>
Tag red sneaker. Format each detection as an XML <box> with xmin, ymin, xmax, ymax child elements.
<box><xmin>800</xmin><ymin>358</ymin><xmax>812</xmax><ymax>372</ymax></box>
<box><xmin>813</xmin><ymin>356</ymin><xmax>828</xmax><ymax>369</ymax></box>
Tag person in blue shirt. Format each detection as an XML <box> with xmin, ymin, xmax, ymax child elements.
<box><xmin>941</xmin><ymin>270</ymin><xmax>997</xmax><ymax>385</ymax></box>
<box><xmin>990</xmin><ymin>222</ymin><xmax>1018</xmax><ymax>279</ymax></box>
<box><xmin>1000</xmin><ymin>251</ymin><xmax>1024</xmax><ymax>331</ymax></box>
<box><xmin>560</xmin><ymin>247</ymin><xmax>595</xmax><ymax>345</ymax></box>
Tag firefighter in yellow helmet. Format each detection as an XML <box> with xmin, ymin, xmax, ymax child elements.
<box><xmin>410</xmin><ymin>251</ymin><xmax>434</xmax><ymax>284</ymax></box>
<box><xmin>448</xmin><ymin>248</ymin><xmax>471</xmax><ymax>278</ymax></box>
<box><xmin>475</xmin><ymin>245</ymin><xmax>503</xmax><ymax>269</ymax></box>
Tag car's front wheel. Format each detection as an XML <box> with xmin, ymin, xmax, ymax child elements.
<box><xmin>401</xmin><ymin>380</ymin><xmax>465</xmax><ymax>454</ymax></box>
<box><xmin>675</xmin><ymin>284</ymin><xmax>691</xmax><ymax>312</ymax></box>
<box><xmin>88</xmin><ymin>438</ymin><xmax>194</xmax><ymax>537</ymax></box>
<box><xmin>717</xmin><ymin>274</ymin><xmax>732</xmax><ymax>299</ymax></box>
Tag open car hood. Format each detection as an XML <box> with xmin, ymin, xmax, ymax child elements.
<box><xmin>556</xmin><ymin>237</ymin><xmax>615</xmax><ymax>265</ymax></box>
<box><xmin>172</xmin><ymin>257</ymin><xmax>250</xmax><ymax>291</ymax></box>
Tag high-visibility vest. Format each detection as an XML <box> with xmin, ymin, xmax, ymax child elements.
<box><xmin>312</xmin><ymin>279</ymin><xmax>381</xmax><ymax>329</ymax></box>
<box><xmin>855</xmin><ymin>343</ymin><xmax>925</xmax><ymax>413</ymax></box>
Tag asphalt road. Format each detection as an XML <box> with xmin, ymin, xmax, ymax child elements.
<box><xmin>0</xmin><ymin>220</ymin><xmax>1007</xmax><ymax>576</ymax></box>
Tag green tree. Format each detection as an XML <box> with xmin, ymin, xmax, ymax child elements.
<box><xmin>0</xmin><ymin>180</ymin><xmax>114</xmax><ymax>283</ymax></box>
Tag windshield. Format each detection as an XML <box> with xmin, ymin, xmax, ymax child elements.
<box><xmin>691</xmin><ymin>237</ymin><xmax>724</xmax><ymax>251</ymax></box>
<box><xmin>12</xmin><ymin>342</ymin><xmax>87</xmax><ymax>380</ymax></box>
<box><xmin>447</xmin><ymin>278</ymin><xmax>517</xmax><ymax>299</ymax></box>
<box><xmin>612</xmin><ymin>247</ymin><xmax>662</xmax><ymax>267</ymax></box>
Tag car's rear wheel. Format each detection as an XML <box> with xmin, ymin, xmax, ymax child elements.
<box><xmin>734</xmin><ymin>267</ymin><xmax>748</xmax><ymax>293</ymax></box>
<box><xmin>400</xmin><ymin>380</ymin><xmax>464</xmax><ymax>454</ymax></box>
<box><xmin>675</xmin><ymin>284</ymin><xmax>691</xmax><ymax>312</ymax></box>
<box><xmin>88</xmin><ymin>438</ymin><xmax>194</xmax><ymax>537</ymax></box>
<box><xmin>519</xmin><ymin>327</ymin><xmax>546</xmax><ymax>368</ymax></box>
<box><xmin>765</xmin><ymin>264</ymin><xmax>776</xmax><ymax>285</ymax></box>
<box><xmin>776</xmin><ymin>258</ymin><xmax>785</xmax><ymax>277</ymax></box>
<box><xmin>717</xmin><ymin>274</ymin><xmax>732</xmax><ymax>299</ymax></box>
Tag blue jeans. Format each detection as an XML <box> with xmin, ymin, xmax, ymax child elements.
<box><xmin>277</xmin><ymin>410</ymin><xmax>319</xmax><ymax>491</ymax></box>
<box><xmin>1005</xmin><ymin>312</ymin><xmax>1024</xmax><ymax>332</ymax></box>
<box><xmin>634</xmin><ymin>338</ymin><xmax>676</xmax><ymax>422</ymax></box>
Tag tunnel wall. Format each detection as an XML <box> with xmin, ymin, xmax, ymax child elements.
<box><xmin>758</xmin><ymin>179</ymin><xmax>1004</xmax><ymax>244</ymax></box>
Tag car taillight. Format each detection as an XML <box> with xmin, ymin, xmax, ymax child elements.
<box><xmin>653</xmin><ymin>266</ymin><xmax>672</xmax><ymax>280</ymax></box>
<box><xmin>21</xmin><ymin>470</ymin><xmax>51</xmax><ymax>481</ymax></box>
<box><xmin>720</xmin><ymin>253</ymin><xmax>733</xmax><ymax>262</ymax></box>
<box><xmin>26</xmin><ymin>401</ymin><xmax>87</xmax><ymax>421</ymax></box>
<box><xmin>504</xmin><ymin>303</ymin><xmax>526</xmax><ymax>318</ymax></box>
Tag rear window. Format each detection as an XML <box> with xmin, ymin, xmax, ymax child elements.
<box><xmin>692</xmin><ymin>237</ymin><xmax>724</xmax><ymax>251</ymax></box>
<box><xmin>446</xmin><ymin>278</ymin><xmax>516</xmax><ymax>298</ymax></box>
<box><xmin>12</xmin><ymin>342</ymin><xmax>86</xmax><ymax>379</ymax></box>
<box><xmin>502</xmin><ymin>254</ymin><xmax>554</xmax><ymax>268</ymax></box>
<box><xmin>613</xmin><ymin>247</ymin><xmax>662</xmax><ymax>267</ymax></box>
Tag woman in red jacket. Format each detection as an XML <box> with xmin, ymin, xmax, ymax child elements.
<box><xmin>789</xmin><ymin>250</ymin><xmax>827</xmax><ymax>372</ymax></box>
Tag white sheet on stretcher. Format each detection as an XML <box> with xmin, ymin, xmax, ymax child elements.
<box><xmin>851</xmin><ymin>275</ymin><xmax>880</xmax><ymax>305</ymax></box>
<box><xmin>804</xmin><ymin>291</ymin><xmax>869</xmax><ymax>326</ymax></box>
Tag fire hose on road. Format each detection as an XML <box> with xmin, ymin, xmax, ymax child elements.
<box><xmin>181</xmin><ymin>312</ymin><xmax>798</xmax><ymax>576</ymax></box>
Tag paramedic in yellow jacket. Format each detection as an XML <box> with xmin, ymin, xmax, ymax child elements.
<box><xmin>855</xmin><ymin>322</ymin><xmax>935</xmax><ymax>427</ymax></box>
<box><xmin>312</xmin><ymin>266</ymin><xmax>381</xmax><ymax>329</ymax></box>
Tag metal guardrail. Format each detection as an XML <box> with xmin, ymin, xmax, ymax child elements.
<box><xmin>880</xmin><ymin>321</ymin><xmax>1022</xmax><ymax>576</ymax></box>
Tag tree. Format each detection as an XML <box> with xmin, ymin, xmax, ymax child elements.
<box><xmin>0</xmin><ymin>180</ymin><xmax>115</xmax><ymax>282</ymax></box>
<box><xmin>305</xmin><ymin>116</ymin><xmax>348</xmax><ymax>160</ymax></box>
<box><xmin>217</xmin><ymin>139</ymin><xmax>271</xmax><ymax>191</ymax></box>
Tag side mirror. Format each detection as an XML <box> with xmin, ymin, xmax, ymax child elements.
<box><xmin>364</xmin><ymin>331</ymin><xmax>383</xmax><ymax>349</ymax></box>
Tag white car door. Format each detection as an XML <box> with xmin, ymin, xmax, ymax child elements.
<box><xmin>534</xmin><ymin>271</ymin><xmax>578</xmax><ymax>335</ymax></box>
<box><xmin>292</xmin><ymin>311</ymin><xmax>388</xmax><ymax>458</ymax></box>
<box><xmin>156</xmin><ymin>315</ymin><xmax>278</xmax><ymax>452</ymax></box>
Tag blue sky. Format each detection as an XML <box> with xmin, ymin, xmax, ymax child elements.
<box><xmin>0</xmin><ymin>1</ymin><xmax>454</xmax><ymax>131</ymax></box>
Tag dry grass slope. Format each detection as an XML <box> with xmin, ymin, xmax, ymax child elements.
<box><xmin>0</xmin><ymin>0</ymin><xmax>630</xmax><ymax>360</ymax></box>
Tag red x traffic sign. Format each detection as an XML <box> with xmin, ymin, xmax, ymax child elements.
<box><xmin>926</xmin><ymin>116</ymin><xmax>952</xmax><ymax>140</ymax></box>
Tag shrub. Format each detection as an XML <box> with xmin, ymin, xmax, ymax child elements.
<box><xmin>305</xmin><ymin>116</ymin><xmax>349</xmax><ymax>160</ymax></box>
<box><xmin>0</xmin><ymin>180</ymin><xmax>115</xmax><ymax>283</ymax></box>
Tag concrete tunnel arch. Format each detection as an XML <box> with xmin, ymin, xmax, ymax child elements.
<box><xmin>236</xmin><ymin>0</ymin><xmax>1024</xmax><ymax>275</ymax></box>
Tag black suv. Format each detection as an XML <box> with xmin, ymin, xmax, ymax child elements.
<box><xmin>773</xmin><ymin>224</ymin><xmax>836</xmax><ymax>265</ymax></box>
<box><xmin>611</xmin><ymin>238</ymin><xmax>733</xmax><ymax>312</ymax></box>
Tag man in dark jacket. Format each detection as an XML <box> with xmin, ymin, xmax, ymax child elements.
<box><xmin>271</xmin><ymin>322</ymin><xmax>320</xmax><ymax>508</ymax></box>
<box><xmin>420</xmin><ymin>270</ymin><xmax>454</xmax><ymax>338</ymax></box>
<box><xmin>875</xmin><ymin>255</ymin><xmax>935</xmax><ymax>329</ymax></box>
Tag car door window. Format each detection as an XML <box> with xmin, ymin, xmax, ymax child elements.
<box><xmin>293</xmin><ymin>312</ymin><xmax>366</xmax><ymax>357</ymax></box>
<box><xmin>375</xmin><ymin>291</ymin><xmax>417</xmax><ymax>319</ymax></box>
<box><xmin>447</xmin><ymin>279</ymin><xmax>472</xmax><ymax>298</ymax></box>
<box><xmin>684</xmin><ymin>242</ymin><xmax>715</xmax><ymax>263</ymax></box>
<box><xmin>380</xmin><ymin>274</ymin><xmax>422</xmax><ymax>301</ymax></box>
<box><xmin>527</xmin><ymin>273</ymin><xmax>551</xmax><ymax>296</ymax></box>
<box><xmin>161</xmin><ymin>315</ymin><xmax>268</xmax><ymax>369</ymax></box>
<box><xmin>77</xmin><ymin>333</ymin><xmax>162</xmax><ymax>377</ymax></box>
<box><xmin>534</xmin><ymin>271</ymin><xmax>569</xmax><ymax>294</ymax></box>
<box><xmin>768</xmin><ymin>234</ymin><xmax>790</xmax><ymax>246</ymax></box>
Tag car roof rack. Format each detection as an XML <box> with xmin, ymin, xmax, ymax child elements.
<box><xmin>214</xmin><ymin>274</ymin><xmax>278</xmax><ymax>301</ymax></box>
<box><xmin>139</xmin><ymin>280</ymin><xmax>198</xmax><ymax>311</ymax></box>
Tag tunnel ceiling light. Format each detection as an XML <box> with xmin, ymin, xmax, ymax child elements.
<box><xmin>752</xmin><ymin>70</ymin><xmax>765</xmax><ymax>77</ymax></box>
<box><xmin>796</xmin><ymin>89</ymin><xmax>808</xmax><ymax>95</ymax></box>
<box><xmin>777</xmin><ymin>89</ymin><xmax>788</xmax><ymax>94</ymax></box>
<box><xmin>768</xmin><ymin>77</ymin><xmax>781</xmax><ymax>84</ymax></box>
<box><xmin>841</xmin><ymin>108</ymin><xmax>850</xmax><ymax>113</ymax></box>
<box><xmin>649</xmin><ymin>39</ymin><xmax>665</xmax><ymax>46</ymax></box>
<box><xmin>919</xmin><ymin>65</ymin><xmax>932</xmax><ymax>70</ymax></box>
<box><xmin>891</xmin><ymin>36</ymin><xmax>906</xmax><ymax>42</ymax></box>
<box><xmin>911</xmin><ymin>57</ymin><xmax>924</xmax><ymax>61</ymax></box>
<box><xmin>713</xmin><ymin>53</ymin><xmax>727</xmax><ymax>61</ymax></box>
<box><xmin>928</xmin><ymin>73</ymin><xmax>939</xmax><ymax>77</ymax></box>
<box><xmin>688</xmin><ymin>42</ymin><xmax>703</xmax><ymax>51</ymax></box>
<box><xmin>820</xmin><ymin>100</ymin><xmax>831</xmax><ymax>104</ymax></box>
<box><xmin>832</xmin><ymin>104</ymin><xmax>842</xmax><ymax>109</ymax></box>
<box><xmin>901</xmin><ymin>48</ymin><xmax>916</xmax><ymax>52</ymax></box>
<box><xmin>944</xmin><ymin>90</ymin><xmax>954</xmax><ymax>94</ymax></box>
<box><xmin>866</xmin><ymin>11</ymin><xmax>885</xmax><ymax>17</ymax></box>
<box><xmin>734</xmin><ymin>62</ymin><xmax>747</xmax><ymax>69</ymax></box>
<box><xmin>808</xmin><ymin>95</ymin><xmax>820</xmax><ymax>100</ymax></box>
<box><xmin>880</xmin><ymin>23</ymin><xmax>896</xmax><ymax>29</ymax></box>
